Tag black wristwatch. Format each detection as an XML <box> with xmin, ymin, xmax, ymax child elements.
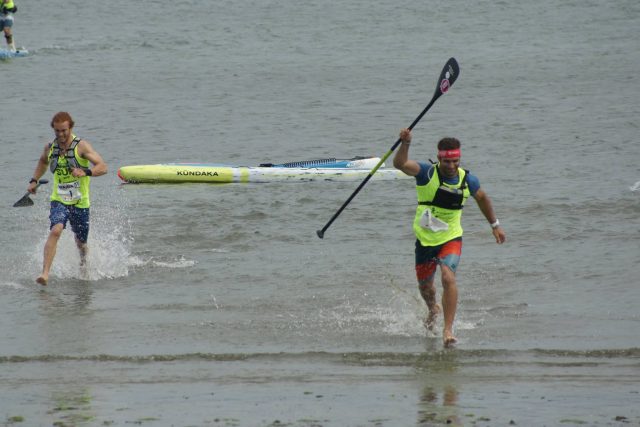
<box><xmin>85</xmin><ymin>169</ymin><xmax>93</xmax><ymax>176</ymax></box>
<box><xmin>29</xmin><ymin>178</ymin><xmax>38</xmax><ymax>184</ymax></box>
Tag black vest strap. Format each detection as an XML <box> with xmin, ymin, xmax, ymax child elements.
<box><xmin>49</xmin><ymin>137</ymin><xmax>82</xmax><ymax>173</ymax></box>
<box><xmin>418</xmin><ymin>167</ymin><xmax>469</xmax><ymax>210</ymax></box>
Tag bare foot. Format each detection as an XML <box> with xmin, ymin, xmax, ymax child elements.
<box><xmin>443</xmin><ymin>331</ymin><xmax>458</xmax><ymax>348</ymax></box>
<box><xmin>424</xmin><ymin>303</ymin><xmax>442</xmax><ymax>331</ymax></box>
<box><xmin>80</xmin><ymin>263</ymin><xmax>90</xmax><ymax>281</ymax></box>
<box><xmin>36</xmin><ymin>275</ymin><xmax>48</xmax><ymax>286</ymax></box>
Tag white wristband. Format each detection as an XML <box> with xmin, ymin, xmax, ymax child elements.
<box><xmin>490</xmin><ymin>219</ymin><xmax>500</xmax><ymax>229</ymax></box>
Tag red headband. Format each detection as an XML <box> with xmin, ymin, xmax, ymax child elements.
<box><xmin>438</xmin><ymin>149</ymin><xmax>461</xmax><ymax>159</ymax></box>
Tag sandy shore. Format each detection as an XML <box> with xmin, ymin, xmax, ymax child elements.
<box><xmin>1</xmin><ymin>350</ymin><xmax>638</xmax><ymax>426</ymax></box>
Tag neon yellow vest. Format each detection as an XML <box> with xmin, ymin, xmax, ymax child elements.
<box><xmin>413</xmin><ymin>166</ymin><xmax>470</xmax><ymax>246</ymax></box>
<box><xmin>2</xmin><ymin>0</ymin><xmax>15</xmax><ymax>12</ymax></box>
<box><xmin>47</xmin><ymin>136</ymin><xmax>91</xmax><ymax>208</ymax></box>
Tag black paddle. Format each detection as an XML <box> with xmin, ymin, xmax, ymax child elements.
<box><xmin>13</xmin><ymin>179</ymin><xmax>49</xmax><ymax>207</ymax></box>
<box><xmin>316</xmin><ymin>57</ymin><xmax>460</xmax><ymax>238</ymax></box>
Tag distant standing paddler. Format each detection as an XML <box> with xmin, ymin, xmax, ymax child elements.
<box><xmin>0</xmin><ymin>0</ymin><xmax>17</xmax><ymax>51</ymax></box>
<box><xmin>27</xmin><ymin>112</ymin><xmax>108</xmax><ymax>286</ymax></box>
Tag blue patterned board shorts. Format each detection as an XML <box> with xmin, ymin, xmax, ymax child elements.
<box><xmin>49</xmin><ymin>201</ymin><xmax>90</xmax><ymax>243</ymax></box>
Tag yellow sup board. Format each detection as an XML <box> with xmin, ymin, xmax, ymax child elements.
<box><xmin>117</xmin><ymin>157</ymin><xmax>410</xmax><ymax>183</ymax></box>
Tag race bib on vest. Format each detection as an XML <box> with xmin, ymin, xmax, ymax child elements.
<box><xmin>58</xmin><ymin>181</ymin><xmax>82</xmax><ymax>203</ymax></box>
<box><xmin>419</xmin><ymin>208</ymin><xmax>449</xmax><ymax>232</ymax></box>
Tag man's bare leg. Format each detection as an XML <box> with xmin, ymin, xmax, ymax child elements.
<box><xmin>36</xmin><ymin>224</ymin><xmax>64</xmax><ymax>286</ymax></box>
<box><xmin>419</xmin><ymin>277</ymin><xmax>441</xmax><ymax>331</ymax></box>
<box><xmin>440</xmin><ymin>266</ymin><xmax>458</xmax><ymax>347</ymax></box>
<box><xmin>76</xmin><ymin>238</ymin><xmax>88</xmax><ymax>266</ymax></box>
<box><xmin>4</xmin><ymin>28</ymin><xmax>14</xmax><ymax>51</ymax></box>
<box><xmin>76</xmin><ymin>238</ymin><xmax>89</xmax><ymax>279</ymax></box>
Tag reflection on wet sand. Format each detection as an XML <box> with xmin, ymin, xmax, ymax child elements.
<box><xmin>416</xmin><ymin>343</ymin><xmax>462</xmax><ymax>426</ymax></box>
<box><xmin>47</xmin><ymin>387</ymin><xmax>95</xmax><ymax>426</ymax></box>
<box><xmin>417</xmin><ymin>384</ymin><xmax>461</xmax><ymax>426</ymax></box>
<box><xmin>36</xmin><ymin>282</ymin><xmax>98</xmax><ymax>424</ymax></box>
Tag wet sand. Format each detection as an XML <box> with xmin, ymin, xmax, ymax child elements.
<box><xmin>2</xmin><ymin>350</ymin><xmax>638</xmax><ymax>426</ymax></box>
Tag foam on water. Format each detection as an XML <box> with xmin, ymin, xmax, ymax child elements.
<box><xmin>30</xmin><ymin>227</ymin><xmax>197</xmax><ymax>283</ymax></box>
<box><xmin>0</xmin><ymin>281</ymin><xmax>26</xmax><ymax>290</ymax></box>
<box><xmin>308</xmin><ymin>285</ymin><xmax>479</xmax><ymax>340</ymax></box>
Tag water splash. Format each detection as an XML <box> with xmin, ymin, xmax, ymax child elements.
<box><xmin>630</xmin><ymin>181</ymin><xmax>640</xmax><ymax>192</ymax></box>
<box><xmin>36</xmin><ymin>202</ymin><xmax>134</xmax><ymax>282</ymax></box>
<box><xmin>0</xmin><ymin>281</ymin><xmax>26</xmax><ymax>290</ymax></box>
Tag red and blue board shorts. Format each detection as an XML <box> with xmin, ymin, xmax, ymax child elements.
<box><xmin>415</xmin><ymin>237</ymin><xmax>462</xmax><ymax>282</ymax></box>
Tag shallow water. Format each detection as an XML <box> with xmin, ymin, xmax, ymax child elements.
<box><xmin>1</xmin><ymin>0</ymin><xmax>639</xmax><ymax>426</ymax></box>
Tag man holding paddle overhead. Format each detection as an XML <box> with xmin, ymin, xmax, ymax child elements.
<box><xmin>27</xmin><ymin>112</ymin><xmax>107</xmax><ymax>286</ymax></box>
<box><xmin>393</xmin><ymin>128</ymin><xmax>505</xmax><ymax>347</ymax></box>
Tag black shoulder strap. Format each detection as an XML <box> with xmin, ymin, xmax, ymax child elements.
<box><xmin>460</xmin><ymin>169</ymin><xmax>469</xmax><ymax>190</ymax></box>
<box><xmin>434</xmin><ymin>164</ymin><xmax>442</xmax><ymax>184</ymax></box>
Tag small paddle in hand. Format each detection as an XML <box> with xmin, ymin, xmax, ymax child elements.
<box><xmin>13</xmin><ymin>179</ymin><xmax>49</xmax><ymax>207</ymax></box>
<box><xmin>316</xmin><ymin>57</ymin><xmax>460</xmax><ymax>238</ymax></box>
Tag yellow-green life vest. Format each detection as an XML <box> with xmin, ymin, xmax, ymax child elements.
<box><xmin>1</xmin><ymin>0</ymin><xmax>16</xmax><ymax>13</ymax></box>
<box><xmin>47</xmin><ymin>136</ymin><xmax>91</xmax><ymax>208</ymax></box>
<box><xmin>413</xmin><ymin>165</ymin><xmax>470</xmax><ymax>246</ymax></box>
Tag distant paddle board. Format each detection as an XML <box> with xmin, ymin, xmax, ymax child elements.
<box><xmin>0</xmin><ymin>48</ymin><xmax>29</xmax><ymax>59</ymax></box>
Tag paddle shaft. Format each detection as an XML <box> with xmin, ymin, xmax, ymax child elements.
<box><xmin>315</xmin><ymin>98</ymin><xmax>436</xmax><ymax>239</ymax></box>
<box><xmin>316</xmin><ymin>58</ymin><xmax>459</xmax><ymax>238</ymax></box>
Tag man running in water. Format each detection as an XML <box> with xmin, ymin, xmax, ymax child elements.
<box><xmin>393</xmin><ymin>128</ymin><xmax>506</xmax><ymax>346</ymax></box>
<box><xmin>27</xmin><ymin>112</ymin><xmax>108</xmax><ymax>285</ymax></box>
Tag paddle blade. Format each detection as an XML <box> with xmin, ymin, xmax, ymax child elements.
<box><xmin>13</xmin><ymin>193</ymin><xmax>34</xmax><ymax>207</ymax></box>
<box><xmin>13</xmin><ymin>180</ymin><xmax>48</xmax><ymax>207</ymax></box>
<box><xmin>432</xmin><ymin>57</ymin><xmax>460</xmax><ymax>100</ymax></box>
